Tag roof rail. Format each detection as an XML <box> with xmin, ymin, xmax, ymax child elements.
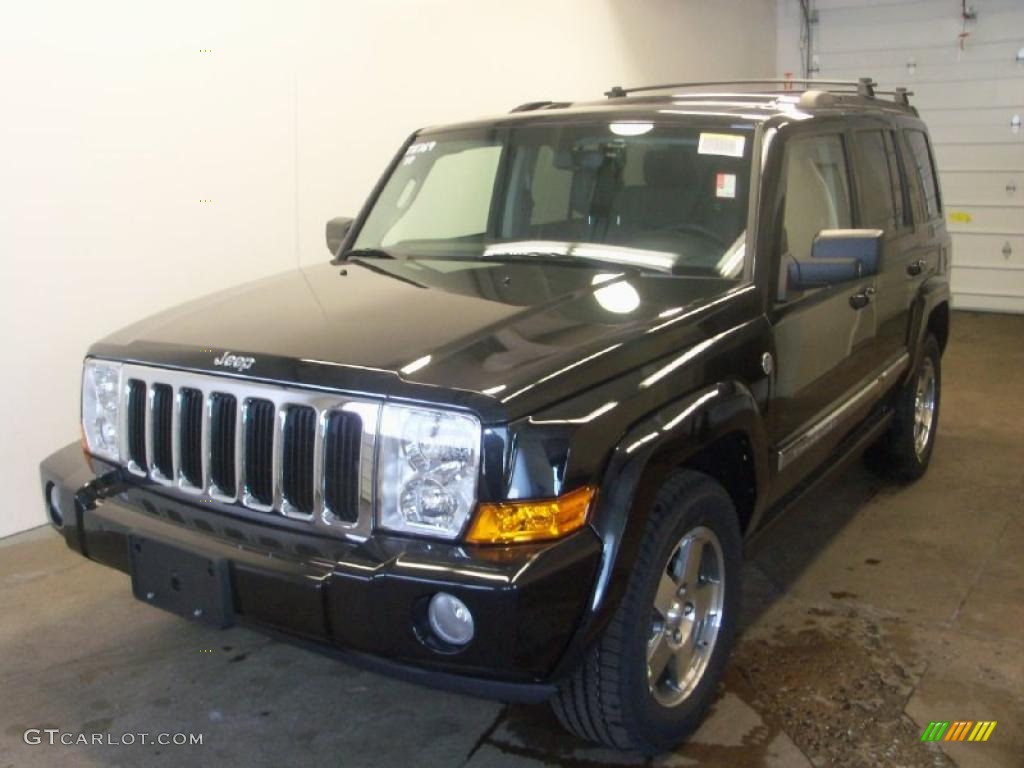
<box><xmin>509</xmin><ymin>100</ymin><xmax>571</xmax><ymax>113</ymax></box>
<box><xmin>604</xmin><ymin>77</ymin><xmax>880</xmax><ymax>98</ymax></box>
<box><xmin>602</xmin><ymin>77</ymin><xmax>920</xmax><ymax>111</ymax></box>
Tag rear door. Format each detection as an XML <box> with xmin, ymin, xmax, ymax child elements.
<box><xmin>902</xmin><ymin>126</ymin><xmax>950</xmax><ymax>311</ymax></box>
<box><xmin>850</xmin><ymin>122</ymin><xmax>920</xmax><ymax>365</ymax></box>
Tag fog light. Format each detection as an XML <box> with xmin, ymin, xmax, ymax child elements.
<box><xmin>428</xmin><ymin>592</ymin><xmax>474</xmax><ymax>646</ymax></box>
<box><xmin>45</xmin><ymin>482</ymin><xmax>64</xmax><ymax>528</ymax></box>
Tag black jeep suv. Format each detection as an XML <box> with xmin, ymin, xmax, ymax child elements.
<box><xmin>41</xmin><ymin>77</ymin><xmax>950</xmax><ymax>753</ymax></box>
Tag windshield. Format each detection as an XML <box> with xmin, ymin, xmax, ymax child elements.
<box><xmin>352</xmin><ymin>120</ymin><xmax>755</xmax><ymax>277</ymax></box>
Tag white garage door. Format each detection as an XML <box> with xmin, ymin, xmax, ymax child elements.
<box><xmin>802</xmin><ymin>0</ymin><xmax>1024</xmax><ymax>313</ymax></box>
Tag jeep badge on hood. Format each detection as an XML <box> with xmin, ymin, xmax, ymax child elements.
<box><xmin>213</xmin><ymin>351</ymin><xmax>255</xmax><ymax>371</ymax></box>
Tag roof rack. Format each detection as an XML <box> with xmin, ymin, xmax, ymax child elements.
<box><xmin>603</xmin><ymin>77</ymin><xmax>915</xmax><ymax>111</ymax></box>
<box><xmin>605</xmin><ymin>77</ymin><xmax>880</xmax><ymax>98</ymax></box>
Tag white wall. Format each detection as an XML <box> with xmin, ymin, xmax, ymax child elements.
<box><xmin>0</xmin><ymin>0</ymin><xmax>777</xmax><ymax>539</ymax></box>
<box><xmin>777</xmin><ymin>0</ymin><xmax>1024</xmax><ymax>313</ymax></box>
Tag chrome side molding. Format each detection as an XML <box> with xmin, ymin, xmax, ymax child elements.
<box><xmin>777</xmin><ymin>352</ymin><xmax>909</xmax><ymax>472</ymax></box>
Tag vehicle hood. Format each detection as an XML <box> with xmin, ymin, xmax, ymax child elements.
<box><xmin>94</xmin><ymin>259</ymin><xmax>748</xmax><ymax>420</ymax></box>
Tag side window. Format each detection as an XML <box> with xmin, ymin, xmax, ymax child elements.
<box><xmin>780</xmin><ymin>134</ymin><xmax>853</xmax><ymax>262</ymax></box>
<box><xmin>888</xmin><ymin>131</ymin><xmax>913</xmax><ymax>228</ymax></box>
<box><xmin>855</xmin><ymin>130</ymin><xmax>907</xmax><ymax>232</ymax></box>
<box><xmin>905</xmin><ymin>130</ymin><xmax>942</xmax><ymax>220</ymax></box>
<box><xmin>887</xmin><ymin>131</ymin><xmax>913</xmax><ymax>229</ymax></box>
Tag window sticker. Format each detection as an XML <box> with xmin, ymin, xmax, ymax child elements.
<box><xmin>405</xmin><ymin>141</ymin><xmax>436</xmax><ymax>156</ymax></box>
<box><xmin>402</xmin><ymin>141</ymin><xmax>436</xmax><ymax>166</ymax></box>
<box><xmin>699</xmin><ymin>133</ymin><xmax>746</xmax><ymax>158</ymax></box>
<box><xmin>716</xmin><ymin>172</ymin><xmax>737</xmax><ymax>199</ymax></box>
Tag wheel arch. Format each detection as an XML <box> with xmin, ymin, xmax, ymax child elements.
<box><xmin>927</xmin><ymin>300</ymin><xmax>950</xmax><ymax>355</ymax></box>
<box><xmin>908</xmin><ymin>277</ymin><xmax>951</xmax><ymax>373</ymax></box>
<box><xmin>551</xmin><ymin>379</ymin><xmax>768</xmax><ymax>678</ymax></box>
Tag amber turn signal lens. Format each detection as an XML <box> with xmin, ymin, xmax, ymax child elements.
<box><xmin>465</xmin><ymin>486</ymin><xmax>595</xmax><ymax>544</ymax></box>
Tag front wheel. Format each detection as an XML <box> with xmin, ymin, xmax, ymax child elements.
<box><xmin>551</xmin><ymin>471</ymin><xmax>742</xmax><ymax>754</ymax></box>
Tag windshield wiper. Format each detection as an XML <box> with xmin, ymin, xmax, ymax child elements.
<box><xmin>340</xmin><ymin>247</ymin><xmax>398</xmax><ymax>260</ymax></box>
<box><xmin>479</xmin><ymin>250</ymin><xmax>671</xmax><ymax>274</ymax></box>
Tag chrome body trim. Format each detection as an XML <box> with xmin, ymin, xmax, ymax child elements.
<box><xmin>118</xmin><ymin>363</ymin><xmax>378</xmax><ymax>538</ymax></box>
<box><xmin>777</xmin><ymin>352</ymin><xmax>909</xmax><ymax>472</ymax></box>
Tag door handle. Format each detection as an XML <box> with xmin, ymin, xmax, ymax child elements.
<box><xmin>907</xmin><ymin>259</ymin><xmax>927</xmax><ymax>276</ymax></box>
<box><xmin>849</xmin><ymin>285</ymin><xmax>875</xmax><ymax>310</ymax></box>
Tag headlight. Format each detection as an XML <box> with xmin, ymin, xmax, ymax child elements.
<box><xmin>81</xmin><ymin>359</ymin><xmax>123</xmax><ymax>461</ymax></box>
<box><xmin>377</xmin><ymin>404</ymin><xmax>481</xmax><ymax>539</ymax></box>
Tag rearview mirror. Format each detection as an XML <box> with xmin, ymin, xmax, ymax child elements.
<box><xmin>788</xmin><ymin>257</ymin><xmax>863</xmax><ymax>290</ymax></box>
<box><xmin>326</xmin><ymin>217</ymin><xmax>354</xmax><ymax>258</ymax></box>
<box><xmin>812</xmin><ymin>229</ymin><xmax>883</xmax><ymax>276</ymax></box>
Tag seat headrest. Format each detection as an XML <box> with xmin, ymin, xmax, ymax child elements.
<box><xmin>554</xmin><ymin>147</ymin><xmax>607</xmax><ymax>172</ymax></box>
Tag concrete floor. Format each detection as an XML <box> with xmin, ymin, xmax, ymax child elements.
<box><xmin>1</xmin><ymin>310</ymin><xmax>1021</xmax><ymax>768</ymax></box>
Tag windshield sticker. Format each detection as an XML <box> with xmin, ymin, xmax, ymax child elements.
<box><xmin>716</xmin><ymin>173</ymin><xmax>737</xmax><ymax>199</ymax></box>
<box><xmin>699</xmin><ymin>133</ymin><xmax>746</xmax><ymax>158</ymax></box>
<box><xmin>405</xmin><ymin>141</ymin><xmax>436</xmax><ymax>156</ymax></box>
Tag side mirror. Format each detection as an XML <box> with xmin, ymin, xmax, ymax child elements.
<box><xmin>325</xmin><ymin>217</ymin><xmax>354</xmax><ymax>258</ymax></box>
<box><xmin>812</xmin><ymin>229</ymin><xmax>883</xmax><ymax>276</ymax></box>
<box><xmin>788</xmin><ymin>257</ymin><xmax>863</xmax><ymax>290</ymax></box>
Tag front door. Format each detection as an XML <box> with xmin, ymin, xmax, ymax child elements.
<box><xmin>767</xmin><ymin>131</ymin><xmax>879</xmax><ymax>492</ymax></box>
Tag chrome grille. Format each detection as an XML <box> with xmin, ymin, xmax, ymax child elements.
<box><xmin>150</xmin><ymin>383</ymin><xmax>174</xmax><ymax>480</ymax></box>
<box><xmin>179</xmin><ymin>388</ymin><xmax>204</xmax><ymax>489</ymax></box>
<box><xmin>281</xmin><ymin>406</ymin><xmax>316</xmax><ymax>518</ymax></box>
<box><xmin>323</xmin><ymin>410</ymin><xmax>362</xmax><ymax>524</ymax></box>
<box><xmin>243</xmin><ymin>398</ymin><xmax>275</xmax><ymax>508</ymax></box>
<box><xmin>208</xmin><ymin>394</ymin><xmax>237</xmax><ymax>497</ymax></box>
<box><xmin>126</xmin><ymin>379</ymin><xmax>147</xmax><ymax>471</ymax></box>
<box><xmin>118</xmin><ymin>363</ymin><xmax>378</xmax><ymax>537</ymax></box>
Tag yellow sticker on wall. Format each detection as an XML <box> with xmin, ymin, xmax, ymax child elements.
<box><xmin>948</xmin><ymin>211</ymin><xmax>973</xmax><ymax>224</ymax></box>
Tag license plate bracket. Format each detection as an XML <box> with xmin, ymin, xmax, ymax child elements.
<box><xmin>129</xmin><ymin>536</ymin><xmax>233</xmax><ymax>628</ymax></box>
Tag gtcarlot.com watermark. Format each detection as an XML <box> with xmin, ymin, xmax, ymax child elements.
<box><xmin>24</xmin><ymin>728</ymin><xmax>203</xmax><ymax>746</ymax></box>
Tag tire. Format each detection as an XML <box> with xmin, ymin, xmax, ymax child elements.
<box><xmin>865</xmin><ymin>333</ymin><xmax>941</xmax><ymax>482</ymax></box>
<box><xmin>551</xmin><ymin>470</ymin><xmax>742</xmax><ymax>754</ymax></box>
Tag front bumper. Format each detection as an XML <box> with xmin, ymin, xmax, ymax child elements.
<box><xmin>39</xmin><ymin>443</ymin><xmax>602</xmax><ymax>703</ymax></box>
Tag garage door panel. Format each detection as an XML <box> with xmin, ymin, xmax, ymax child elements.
<box><xmin>818</xmin><ymin>12</ymin><xmax>1024</xmax><ymax>53</ymax></box>
<box><xmin>945</xmin><ymin>205</ymin><xmax>1024</xmax><ymax>233</ymax></box>
<box><xmin>934</xmin><ymin>143</ymin><xmax>1024</xmax><ymax>171</ymax></box>
<box><xmin>950</xmin><ymin>232</ymin><xmax>1023</xmax><ymax>269</ymax></box>
<box><xmin>817</xmin><ymin>41</ymin><xmax>1024</xmax><ymax>71</ymax></box>
<box><xmin>914</xmin><ymin>108</ymin><xmax>1024</xmax><ymax>129</ymax></box>
<box><xmin>941</xmin><ymin>171</ymin><xmax>1023</xmax><ymax>205</ymax></box>
<box><xmin>822</xmin><ymin>61</ymin><xmax>1024</xmax><ymax>86</ymax></box>
<box><xmin>910</xmin><ymin>79</ymin><xmax>1024</xmax><ymax>111</ymax></box>
<box><xmin>952</xmin><ymin>266</ymin><xmax>1024</xmax><ymax>295</ymax></box>
<box><xmin>930</xmin><ymin>124</ymin><xmax>1024</xmax><ymax>145</ymax></box>
<box><xmin>952</xmin><ymin>291</ymin><xmax>1024</xmax><ymax>313</ymax></box>
<box><xmin>813</xmin><ymin>0</ymin><xmax>1022</xmax><ymax>17</ymax></box>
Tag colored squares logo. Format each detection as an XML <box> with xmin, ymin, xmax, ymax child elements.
<box><xmin>921</xmin><ymin>721</ymin><xmax>997</xmax><ymax>742</ymax></box>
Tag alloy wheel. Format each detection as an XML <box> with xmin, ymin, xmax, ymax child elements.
<box><xmin>913</xmin><ymin>357</ymin><xmax>937</xmax><ymax>459</ymax></box>
<box><xmin>647</xmin><ymin>525</ymin><xmax>725</xmax><ymax>708</ymax></box>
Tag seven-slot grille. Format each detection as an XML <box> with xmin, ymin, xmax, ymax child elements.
<box><xmin>119</xmin><ymin>364</ymin><xmax>374</xmax><ymax>534</ymax></box>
